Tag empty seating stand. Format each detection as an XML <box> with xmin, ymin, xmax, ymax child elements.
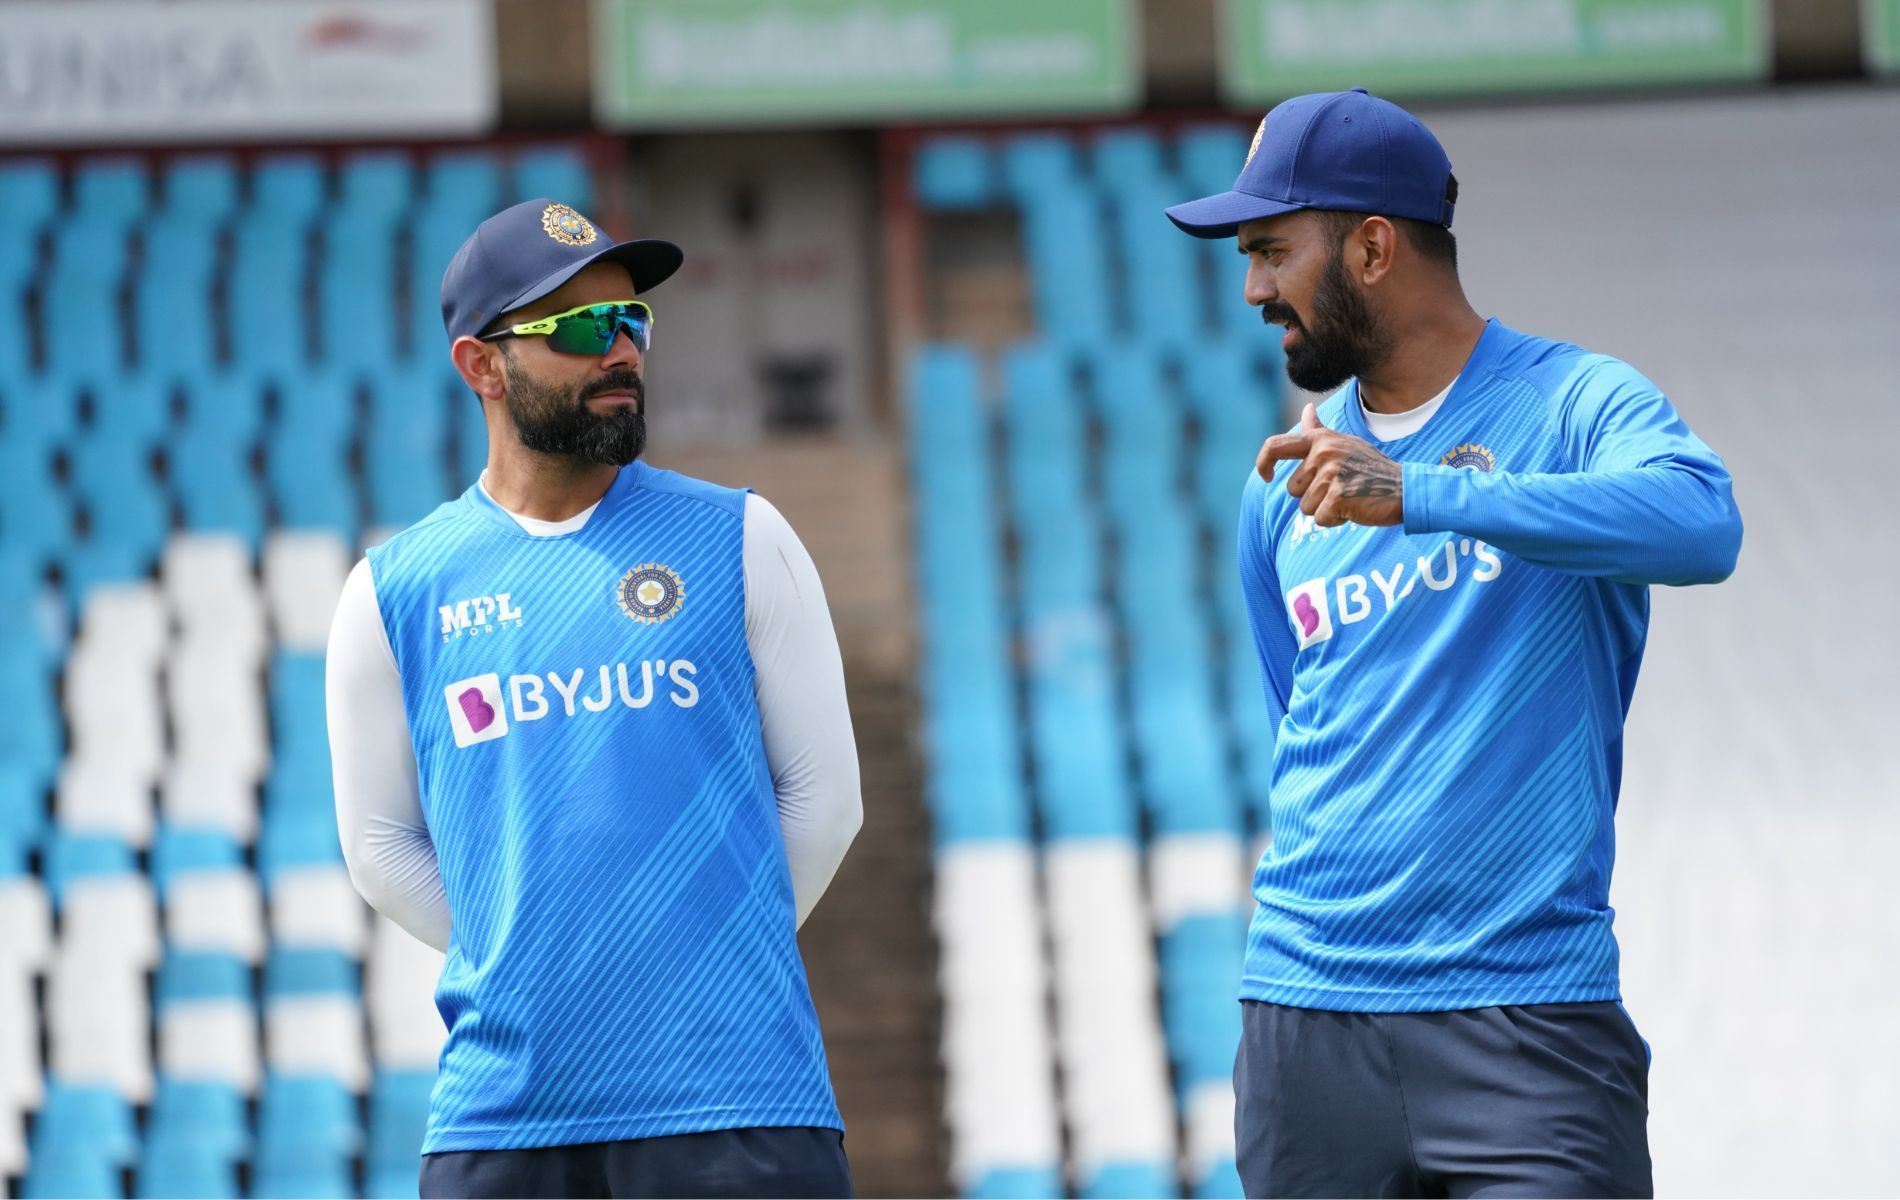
<box><xmin>908</xmin><ymin>124</ymin><xmax>1287</xmax><ymax>1197</ymax></box>
<box><xmin>0</xmin><ymin>141</ymin><xmax>595</xmax><ymax>1197</ymax></box>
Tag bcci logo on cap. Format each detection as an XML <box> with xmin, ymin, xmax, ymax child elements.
<box><xmin>617</xmin><ymin>563</ymin><xmax>684</xmax><ymax>625</ymax></box>
<box><xmin>541</xmin><ymin>203</ymin><xmax>597</xmax><ymax>247</ymax></box>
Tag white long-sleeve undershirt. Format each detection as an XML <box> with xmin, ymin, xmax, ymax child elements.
<box><xmin>326</xmin><ymin>488</ymin><xmax>863</xmax><ymax>952</ymax></box>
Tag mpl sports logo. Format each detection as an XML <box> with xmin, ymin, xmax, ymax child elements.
<box><xmin>1286</xmin><ymin>537</ymin><xmax>1504</xmax><ymax>650</ymax></box>
<box><xmin>439</xmin><ymin>593</ymin><xmax>524</xmax><ymax>642</ymax></box>
<box><xmin>442</xmin><ymin>660</ymin><xmax>701</xmax><ymax>748</ymax></box>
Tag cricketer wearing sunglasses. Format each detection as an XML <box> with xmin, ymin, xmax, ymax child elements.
<box><xmin>325</xmin><ymin>199</ymin><xmax>862</xmax><ymax>1198</ymax></box>
<box><xmin>1167</xmin><ymin>91</ymin><xmax>1741</xmax><ymax>1197</ymax></box>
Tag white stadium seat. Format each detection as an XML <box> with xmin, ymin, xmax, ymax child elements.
<box><xmin>62</xmin><ymin>645</ymin><xmax>168</xmax><ymax>787</ymax></box>
<box><xmin>159</xmin><ymin>1001</ymin><xmax>261</xmax><ymax>1093</ymax></box>
<box><xmin>1</xmin><ymin>970</ymin><xmax>44</xmax><ymax>1114</ymax></box>
<box><xmin>166</xmin><ymin>869</ymin><xmax>267</xmax><ymax>964</ymax></box>
<box><xmin>161</xmin><ymin>758</ymin><xmax>261</xmax><ymax>845</ymax></box>
<box><xmin>162</xmin><ymin>533</ymin><xmax>269</xmax><ymax>662</ymax></box>
<box><xmin>266</xmin><ymin>996</ymin><xmax>370</xmax><ymax>1092</ymax></box>
<box><xmin>932</xmin><ymin>843</ymin><xmax>1062</xmax><ymax>1192</ymax></box>
<box><xmin>60</xmin><ymin>874</ymin><xmax>161</xmax><ymax>970</ymax></box>
<box><xmin>366</xmin><ymin>916</ymin><xmax>447</xmax><ymax>1069</ymax></box>
<box><xmin>0</xmin><ymin>875</ymin><xmax>52</xmax><ymax>975</ymax></box>
<box><xmin>1184</xmin><ymin>1080</ymin><xmax>1237</xmax><ymax>1185</ymax></box>
<box><xmin>55</xmin><ymin>757</ymin><xmax>156</xmax><ymax>847</ymax></box>
<box><xmin>74</xmin><ymin>582</ymin><xmax>171</xmax><ymax>673</ymax></box>
<box><xmin>263</xmin><ymin>531</ymin><xmax>351</xmax><ymax>652</ymax></box>
<box><xmin>167</xmin><ymin>636</ymin><xmax>271</xmax><ymax>783</ymax></box>
<box><xmin>1148</xmin><ymin>832</ymin><xmax>1251</xmax><ymax>931</ymax></box>
<box><xmin>270</xmin><ymin>864</ymin><xmax>369</xmax><ymax>957</ymax></box>
<box><xmin>45</xmin><ymin>954</ymin><xmax>152</xmax><ymax>1102</ymax></box>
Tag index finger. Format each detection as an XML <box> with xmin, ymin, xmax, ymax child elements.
<box><xmin>1257</xmin><ymin>432</ymin><xmax>1313</xmax><ymax>476</ymax></box>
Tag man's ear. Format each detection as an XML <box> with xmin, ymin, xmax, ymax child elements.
<box><xmin>451</xmin><ymin>335</ymin><xmax>507</xmax><ymax>403</ymax></box>
<box><xmin>1354</xmin><ymin>216</ymin><xmax>1401</xmax><ymax>287</ymax></box>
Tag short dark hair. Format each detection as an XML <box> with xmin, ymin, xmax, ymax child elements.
<box><xmin>1318</xmin><ymin>207</ymin><xmax>1458</xmax><ymax>272</ymax></box>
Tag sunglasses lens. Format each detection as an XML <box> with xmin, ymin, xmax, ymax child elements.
<box><xmin>546</xmin><ymin>304</ymin><xmax>650</xmax><ymax>356</ymax></box>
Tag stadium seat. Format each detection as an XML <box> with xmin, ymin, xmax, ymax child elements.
<box><xmin>1178</xmin><ymin>124</ymin><xmax>1248</xmax><ymax>198</ymax></box>
<box><xmin>160</xmin><ymin>156</ymin><xmax>239</xmax><ymax>223</ymax></box>
<box><xmin>54</xmin><ymin>758</ymin><xmax>155</xmax><ymax>848</ymax></box>
<box><xmin>147</xmin><ymin>1078</ymin><xmax>249</xmax><ymax>1166</ymax></box>
<box><xmin>155</xmin><ymin>951</ymin><xmax>260</xmax><ymax>1093</ymax></box>
<box><xmin>263</xmin><ymin>949</ymin><xmax>369</xmax><ymax>1090</ymax></box>
<box><xmin>365</xmin><ymin>918</ymin><xmax>447</xmax><ymax>1069</ymax></box>
<box><xmin>512</xmin><ymin>146</ymin><xmax>593</xmax><ymax>209</ymax></box>
<box><xmin>0</xmin><ymin>158</ymin><xmax>59</xmax><ymax>229</ymax></box>
<box><xmin>339</xmin><ymin>151</ymin><xmax>415</xmax><ymax>221</ymax></box>
<box><xmin>915</xmin><ymin>137</ymin><xmax>995</xmax><ymax>210</ymax></box>
<box><xmin>62</xmin><ymin>649</ymin><xmax>166</xmax><ymax>788</ymax></box>
<box><xmin>252</xmin><ymin>155</ymin><xmax>328</xmax><ymax>224</ymax></box>
<box><xmin>367</xmin><ymin>1069</ymin><xmax>436</xmax><ymax>1196</ymax></box>
<box><xmin>74</xmin><ymin>159</ymin><xmax>149</xmax><ymax>228</ymax></box>
<box><xmin>169</xmin><ymin>425</ymin><xmax>267</xmax><ymax>550</ymax></box>
<box><xmin>21</xmin><ymin>1146</ymin><xmax>126</xmax><ymax>1199</ymax></box>
<box><xmin>70</xmin><ymin>435</ymin><xmax>170</xmax><ymax>573</ymax></box>
<box><xmin>135</xmin><ymin>1132</ymin><xmax>242</xmax><ymax>1199</ymax></box>
<box><xmin>160</xmin><ymin>758</ymin><xmax>260</xmax><ymax>847</ymax></box>
<box><xmin>263</xmin><ymin>534</ymin><xmax>351</xmax><ymax>653</ymax></box>
<box><xmin>229</xmin><ymin>216</ymin><xmax>315</xmax><ymax>376</ymax></box>
<box><xmin>135</xmin><ymin>219</ymin><xmax>219</xmax><ymax>378</ymax></box>
<box><xmin>1</xmin><ymin>949</ymin><xmax>47</xmax><ymax>1116</ymax></box>
<box><xmin>253</xmin><ymin>1141</ymin><xmax>355</xmax><ymax>1200</ymax></box>
<box><xmin>318</xmin><ymin>215</ymin><xmax>399</xmax><ymax>371</ymax></box>
<box><xmin>167</xmin><ymin>637</ymin><xmax>271</xmax><ymax>783</ymax></box>
<box><xmin>32</xmin><ymin>1082</ymin><xmax>140</xmax><ymax>1166</ymax></box>
<box><xmin>934</xmin><ymin>843</ymin><xmax>1062</xmax><ymax>1198</ymax></box>
<box><xmin>270</xmin><ymin>864</ymin><xmax>367</xmax><ymax>957</ymax></box>
<box><xmin>161</xmin><ymin>533</ymin><xmax>268</xmax><ymax>664</ymax></box>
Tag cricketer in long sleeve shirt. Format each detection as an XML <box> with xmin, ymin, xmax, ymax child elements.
<box><xmin>1237</xmin><ymin>317</ymin><xmax>1741</xmax><ymax>1012</ymax></box>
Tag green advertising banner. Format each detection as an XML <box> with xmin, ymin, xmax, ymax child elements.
<box><xmin>1220</xmin><ymin>0</ymin><xmax>1768</xmax><ymax>102</ymax></box>
<box><xmin>1867</xmin><ymin>0</ymin><xmax>1900</xmax><ymax>73</ymax></box>
<box><xmin>591</xmin><ymin>0</ymin><xmax>1138</xmax><ymax>127</ymax></box>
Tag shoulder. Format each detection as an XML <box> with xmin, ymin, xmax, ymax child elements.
<box><xmin>1482</xmin><ymin>323</ymin><xmax>1661</xmax><ymax>406</ymax></box>
<box><xmin>364</xmin><ymin>493</ymin><xmax>478</xmax><ymax>576</ymax></box>
<box><xmin>631</xmin><ymin>463</ymin><xmax>751</xmax><ymax>523</ymax></box>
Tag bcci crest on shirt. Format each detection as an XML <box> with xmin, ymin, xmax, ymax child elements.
<box><xmin>1440</xmin><ymin>443</ymin><xmax>1496</xmax><ymax>471</ymax></box>
<box><xmin>618</xmin><ymin>564</ymin><xmax>684</xmax><ymax>624</ymax></box>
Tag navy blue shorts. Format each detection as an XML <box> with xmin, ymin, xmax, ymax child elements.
<box><xmin>1235</xmin><ymin>1000</ymin><xmax>1651</xmax><ymax>1198</ymax></box>
<box><xmin>418</xmin><ymin>1127</ymin><xmax>852</xmax><ymax>1199</ymax></box>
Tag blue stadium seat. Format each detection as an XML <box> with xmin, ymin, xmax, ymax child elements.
<box><xmin>73</xmin><ymin>158</ymin><xmax>149</xmax><ymax>229</ymax></box>
<box><xmin>32</xmin><ymin>1082</ymin><xmax>140</xmax><ymax>1166</ymax></box>
<box><xmin>1</xmin><ymin>374</ymin><xmax>82</xmax><ymax>449</ymax></box>
<box><xmin>259</xmin><ymin>1071</ymin><xmax>359</xmax><ymax>1153</ymax></box>
<box><xmin>263</xmin><ymin>949</ymin><xmax>360</xmax><ymax>1007</ymax></box>
<box><xmin>169</xmin><ymin>425</ymin><xmax>266</xmax><ymax>549</ymax></box>
<box><xmin>252</xmin><ymin>155</ymin><xmax>328</xmax><ymax>224</ymax></box>
<box><xmin>43</xmin><ymin>832</ymin><xmax>137</xmax><ymax>907</ymax></box>
<box><xmin>179</xmin><ymin>371</ymin><xmax>267</xmax><ymax>445</ymax></box>
<box><xmin>512</xmin><ymin>146</ymin><xmax>593</xmax><ymax>209</ymax></box>
<box><xmin>161</xmin><ymin>156</ymin><xmax>239</xmax><ymax>224</ymax></box>
<box><xmin>1000</xmin><ymin>133</ymin><xmax>1081</xmax><ymax>201</ymax></box>
<box><xmin>368</xmin><ymin>1070</ymin><xmax>436</xmax><ymax>1198</ymax></box>
<box><xmin>967</xmin><ymin>1166</ymin><xmax>1065</xmax><ymax>1199</ymax></box>
<box><xmin>43</xmin><ymin>227</ymin><xmax>132</xmax><ymax>384</ymax></box>
<box><xmin>156</xmin><ymin>951</ymin><xmax>252</xmax><ymax>1014</ymax></box>
<box><xmin>136</xmin><ymin>218</ymin><xmax>219</xmax><ymax>378</ymax></box>
<box><xmin>366</xmin><ymin>363</ymin><xmax>455</xmax><ymax>526</ymax></box>
<box><xmin>136</xmin><ymin>1133</ymin><xmax>242</xmax><ymax>1199</ymax></box>
<box><xmin>0</xmin><ymin>158</ymin><xmax>59</xmax><ymax>228</ymax></box>
<box><xmin>914</xmin><ymin>136</ymin><xmax>995</xmax><ymax>210</ymax></box>
<box><xmin>261</xmin><ymin>655</ymin><xmax>344</xmax><ymax>878</ymax></box>
<box><xmin>1081</xmin><ymin>1161</ymin><xmax>1178</xmax><ymax>1199</ymax></box>
<box><xmin>411</xmin><ymin>208</ymin><xmax>478</xmax><ymax>353</ymax></box>
<box><xmin>71</xmin><ymin>436</ymin><xmax>170</xmax><ymax>568</ymax></box>
<box><xmin>1026</xmin><ymin>612</ymin><xmax>1136</xmax><ymax>840</ymax></box>
<box><xmin>151</xmin><ymin>828</ymin><xmax>244</xmax><ymax>897</ymax></box>
<box><xmin>1092</xmin><ymin>128</ymin><xmax>1166</xmax><ymax>188</ymax></box>
<box><xmin>268</xmin><ymin>373</ymin><xmax>359</xmax><ymax>535</ymax></box>
<box><xmin>454</xmin><ymin>383</ymin><xmax>488</xmax><ymax>485</ymax></box>
<box><xmin>0</xmin><ymin>640</ymin><xmax>62</xmax><ymax>794</ymax></box>
<box><xmin>1110</xmin><ymin>183</ymin><xmax>1204</xmax><ymax>345</ymax></box>
<box><xmin>22</xmin><ymin>1147</ymin><xmax>126</xmax><ymax>1199</ymax></box>
<box><xmin>318</xmin><ymin>217</ymin><xmax>398</xmax><ymax>370</ymax></box>
<box><xmin>89</xmin><ymin>375</ymin><xmax>175</xmax><ymax>451</ymax></box>
<box><xmin>1161</xmin><ymin>913</ymin><xmax>1246</xmax><ymax>1090</ymax></box>
<box><xmin>229</xmin><ymin>215</ymin><xmax>314</xmax><ymax>376</ymax></box>
<box><xmin>1193</xmin><ymin>1160</ymin><xmax>1245</xmax><ymax>1198</ymax></box>
<box><xmin>338</xmin><ymin>151</ymin><xmax>414</xmax><ymax>221</ymax></box>
<box><xmin>147</xmin><ymin>1078</ymin><xmax>249</xmax><ymax>1165</ymax></box>
<box><xmin>252</xmin><ymin>1143</ymin><xmax>354</xmax><ymax>1200</ymax></box>
<box><xmin>0</xmin><ymin>760</ymin><xmax>47</xmax><ymax>869</ymax></box>
<box><xmin>425</xmin><ymin>152</ymin><xmax>502</xmax><ymax>217</ymax></box>
<box><xmin>1017</xmin><ymin>186</ymin><xmax>1113</xmax><ymax>344</ymax></box>
<box><xmin>1178</xmin><ymin>124</ymin><xmax>1249</xmax><ymax>197</ymax></box>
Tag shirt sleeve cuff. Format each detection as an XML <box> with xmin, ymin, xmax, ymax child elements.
<box><xmin>1401</xmin><ymin>463</ymin><xmax>1461</xmax><ymax>534</ymax></box>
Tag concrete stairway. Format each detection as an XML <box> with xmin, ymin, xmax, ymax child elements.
<box><xmin>651</xmin><ymin>438</ymin><xmax>948</xmax><ymax>1198</ymax></box>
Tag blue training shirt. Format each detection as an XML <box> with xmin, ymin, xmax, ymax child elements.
<box><xmin>1237</xmin><ymin>318</ymin><xmax>1742</xmax><ymax>1012</ymax></box>
<box><xmin>365</xmin><ymin>461</ymin><xmax>840</xmax><ymax>1152</ymax></box>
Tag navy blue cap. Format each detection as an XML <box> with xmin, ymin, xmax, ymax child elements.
<box><xmin>1166</xmin><ymin>87</ymin><xmax>1456</xmax><ymax>239</ymax></box>
<box><xmin>440</xmin><ymin>198</ymin><xmax>683</xmax><ymax>342</ymax></box>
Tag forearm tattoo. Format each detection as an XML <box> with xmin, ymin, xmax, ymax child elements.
<box><xmin>1338</xmin><ymin>444</ymin><xmax>1402</xmax><ymax>499</ymax></box>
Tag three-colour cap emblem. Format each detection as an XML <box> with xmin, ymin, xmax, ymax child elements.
<box><xmin>541</xmin><ymin>203</ymin><xmax>598</xmax><ymax>247</ymax></box>
<box><xmin>617</xmin><ymin>563</ymin><xmax>684</xmax><ymax>624</ymax></box>
<box><xmin>1440</xmin><ymin>443</ymin><xmax>1496</xmax><ymax>472</ymax></box>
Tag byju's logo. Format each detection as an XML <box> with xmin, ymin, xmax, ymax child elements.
<box><xmin>444</xmin><ymin>674</ymin><xmax>509</xmax><ymax>747</ymax></box>
<box><xmin>439</xmin><ymin>593</ymin><xmax>524</xmax><ymax>642</ymax></box>
<box><xmin>1285</xmin><ymin>578</ymin><xmax>1334</xmax><ymax>649</ymax></box>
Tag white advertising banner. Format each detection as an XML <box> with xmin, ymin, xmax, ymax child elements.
<box><xmin>0</xmin><ymin>0</ymin><xmax>497</xmax><ymax>144</ymax></box>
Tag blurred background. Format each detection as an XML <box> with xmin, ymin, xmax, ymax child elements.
<box><xmin>0</xmin><ymin>0</ymin><xmax>1895</xmax><ymax>1197</ymax></box>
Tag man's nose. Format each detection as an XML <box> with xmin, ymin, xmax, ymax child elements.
<box><xmin>602</xmin><ymin>328</ymin><xmax>643</xmax><ymax>368</ymax></box>
<box><xmin>1244</xmin><ymin>261</ymin><xmax>1279</xmax><ymax>309</ymax></box>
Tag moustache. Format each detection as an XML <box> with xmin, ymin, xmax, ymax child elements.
<box><xmin>581</xmin><ymin>372</ymin><xmax>644</xmax><ymax>406</ymax></box>
<box><xmin>1260</xmin><ymin>303</ymin><xmax>1302</xmax><ymax>330</ymax></box>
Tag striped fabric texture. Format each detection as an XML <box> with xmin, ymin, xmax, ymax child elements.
<box><xmin>366</xmin><ymin>462</ymin><xmax>840</xmax><ymax>1152</ymax></box>
<box><xmin>1237</xmin><ymin>319</ymin><xmax>1738</xmax><ymax>1011</ymax></box>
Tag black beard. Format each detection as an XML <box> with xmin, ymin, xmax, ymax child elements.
<box><xmin>1266</xmin><ymin>239</ymin><xmax>1392</xmax><ymax>394</ymax></box>
<box><xmin>503</xmin><ymin>363</ymin><xmax>647</xmax><ymax>466</ymax></box>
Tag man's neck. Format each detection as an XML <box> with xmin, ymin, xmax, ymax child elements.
<box><xmin>482</xmin><ymin>445</ymin><xmax>620</xmax><ymax>522</ymax></box>
<box><xmin>1357</xmin><ymin>298</ymin><xmax>1487</xmax><ymax>416</ymax></box>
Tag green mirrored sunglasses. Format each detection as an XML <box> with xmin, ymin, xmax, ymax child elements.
<box><xmin>479</xmin><ymin>299</ymin><xmax>653</xmax><ymax>356</ymax></box>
